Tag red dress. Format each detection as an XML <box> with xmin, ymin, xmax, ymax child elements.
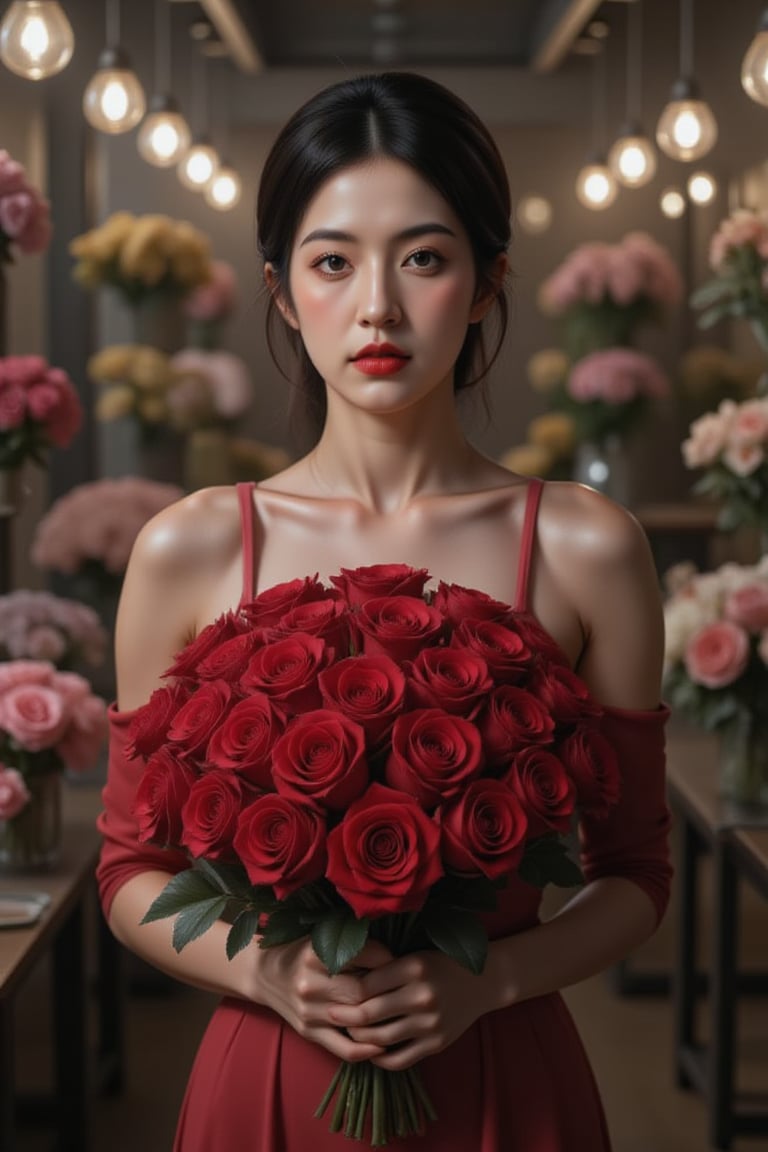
<box><xmin>97</xmin><ymin>479</ymin><xmax>672</xmax><ymax>1151</ymax></box>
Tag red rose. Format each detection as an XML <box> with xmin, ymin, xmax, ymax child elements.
<box><xmin>196</xmin><ymin>630</ymin><xmax>268</xmax><ymax>683</ymax></box>
<box><xmin>318</xmin><ymin>655</ymin><xmax>406</xmax><ymax>746</ymax></box>
<box><xmin>329</xmin><ymin>563</ymin><xmax>430</xmax><ymax>607</ymax></box>
<box><xmin>558</xmin><ymin>724</ymin><xmax>620</xmax><ymax>818</ymax></box>
<box><xmin>163</xmin><ymin>613</ymin><xmax>248</xmax><ymax>680</ymax></box>
<box><xmin>206</xmin><ymin>692</ymin><xmax>284</xmax><ymax>789</ymax></box>
<box><xmin>133</xmin><ymin>746</ymin><xmax>195</xmax><ymax>846</ymax></box>
<box><xmin>166</xmin><ymin>680</ymin><xmax>233</xmax><ymax>760</ymax></box>
<box><xmin>512</xmin><ymin>612</ymin><xmax>571</xmax><ymax>667</ymax></box>
<box><xmin>479</xmin><ymin>685</ymin><xmax>555</xmax><ymax>768</ymax></box>
<box><xmin>241</xmin><ymin>633</ymin><xmax>330</xmax><ymax>714</ymax></box>
<box><xmin>534</xmin><ymin>665</ymin><xmax>601</xmax><ymax>725</ymax></box>
<box><xmin>432</xmin><ymin>581</ymin><xmax>510</xmax><ymax>628</ymax></box>
<box><xmin>271</xmin><ymin>710</ymin><xmax>368</xmax><ymax>810</ymax></box>
<box><xmin>385</xmin><ymin>708</ymin><xmax>483</xmax><ymax>808</ymax></box>
<box><xmin>439</xmin><ymin>779</ymin><xmax>528</xmax><ymax>879</ymax></box>
<box><xmin>406</xmin><ymin>646</ymin><xmax>493</xmax><ymax>718</ymax></box>
<box><xmin>356</xmin><ymin>595</ymin><xmax>444</xmax><ymax>662</ymax></box>
<box><xmin>504</xmin><ymin>746</ymin><xmax>576</xmax><ymax>836</ymax></box>
<box><xmin>127</xmin><ymin>682</ymin><xmax>190</xmax><ymax>759</ymax></box>
<box><xmin>274</xmin><ymin>597</ymin><xmax>352</xmax><ymax>657</ymax></box>
<box><xmin>234</xmin><ymin>794</ymin><xmax>327</xmax><ymax>899</ymax></box>
<box><xmin>181</xmin><ymin>772</ymin><xmax>246</xmax><ymax>859</ymax></box>
<box><xmin>326</xmin><ymin>782</ymin><xmax>443</xmax><ymax>919</ymax></box>
<box><xmin>451</xmin><ymin>619</ymin><xmax>533</xmax><ymax>682</ymax></box>
<box><xmin>241</xmin><ymin>575</ymin><xmax>330</xmax><ymax>627</ymax></box>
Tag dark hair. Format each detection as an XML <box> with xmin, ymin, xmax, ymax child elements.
<box><xmin>256</xmin><ymin>72</ymin><xmax>511</xmax><ymax>442</ymax></box>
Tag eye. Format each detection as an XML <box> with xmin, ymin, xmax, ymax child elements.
<box><xmin>312</xmin><ymin>252</ymin><xmax>350</xmax><ymax>276</ymax></box>
<box><xmin>404</xmin><ymin>248</ymin><xmax>443</xmax><ymax>272</ymax></box>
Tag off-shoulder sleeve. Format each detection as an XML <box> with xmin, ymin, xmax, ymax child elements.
<box><xmin>96</xmin><ymin>703</ymin><xmax>189</xmax><ymax>921</ymax></box>
<box><xmin>578</xmin><ymin>703</ymin><xmax>673</xmax><ymax>926</ymax></box>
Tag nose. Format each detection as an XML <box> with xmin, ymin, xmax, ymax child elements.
<box><xmin>356</xmin><ymin>262</ymin><xmax>401</xmax><ymax>328</ymax></box>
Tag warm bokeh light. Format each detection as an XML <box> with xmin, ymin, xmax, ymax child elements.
<box><xmin>204</xmin><ymin>165</ymin><xmax>242</xmax><ymax>210</ymax></box>
<box><xmin>517</xmin><ymin>195</ymin><xmax>553</xmax><ymax>235</ymax></box>
<box><xmin>608</xmin><ymin>129</ymin><xmax>657</xmax><ymax>188</ymax></box>
<box><xmin>138</xmin><ymin>99</ymin><xmax>190</xmax><ymax>167</ymax></box>
<box><xmin>83</xmin><ymin>49</ymin><xmax>146</xmax><ymax>134</ymax></box>
<box><xmin>687</xmin><ymin>171</ymin><xmax>717</xmax><ymax>205</ymax></box>
<box><xmin>660</xmin><ymin>187</ymin><xmax>686</xmax><ymax>219</ymax></box>
<box><xmin>0</xmin><ymin>1</ymin><xmax>74</xmax><ymax>79</ymax></box>
<box><xmin>656</xmin><ymin>84</ymin><xmax>718</xmax><ymax>162</ymax></box>
<box><xmin>742</xmin><ymin>20</ymin><xmax>768</xmax><ymax>107</ymax></box>
<box><xmin>575</xmin><ymin>161</ymin><xmax>618</xmax><ymax>210</ymax></box>
<box><xmin>178</xmin><ymin>140</ymin><xmax>219</xmax><ymax>191</ymax></box>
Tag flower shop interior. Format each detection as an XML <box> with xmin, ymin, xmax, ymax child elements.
<box><xmin>2</xmin><ymin>0</ymin><xmax>768</xmax><ymax>1149</ymax></box>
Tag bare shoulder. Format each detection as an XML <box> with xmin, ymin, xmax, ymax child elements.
<box><xmin>128</xmin><ymin>485</ymin><xmax>242</xmax><ymax>578</ymax></box>
<box><xmin>538</xmin><ymin>480</ymin><xmax>652</xmax><ymax>573</ymax></box>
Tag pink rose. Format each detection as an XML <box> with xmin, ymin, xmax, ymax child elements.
<box><xmin>16</xmin><ymin>197</ymin><xmax>51</xmax><ymax>254</ymax></box>
<box><xmin>722</xmin><ymin>442</ymin><xmax>764</xmax><ymax>477</ymax></box>
<box><xmin>0</xmin><ymin>151</ymin><xmax>28</xmax><ymax>196</ymax></box>
<box><xmin>723</xmin><ymin>583</ymin><xmax>768</xmax><ymax>633</ymax></box>
<box><xmin>0</xmin><ymin>661</ymin><xmax>54</xmax><ymax>693</ymax></box>
<box><xmin>0</xmin><ymin>765</ymin><xmax>31</xmax><ymax>819</ymax></box>
<box><xmin>684</xmin><ymin>621</ymin><xmax>750</xmax><ymax>688</ymax></box>
<box><xmin>728</xmin><ymin>400</ymin><xmax>768</xmax><ymax>447</ymax></box>
<box><xmin>0</xmin><ymin>191</ymin><xmax>35</xmax><ymax>239</ymax></box>
<box><xmin>0</xmin><ymin>384</ymin><xmax>26</xmax><ymax>430</ymax></box>
<box><xmin>0</xmin><ymin>684</ymin><xmax>68</xmax><ymax>750</ymax></box>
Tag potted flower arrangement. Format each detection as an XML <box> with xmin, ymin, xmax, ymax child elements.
<box><xmin>691</xmin><ymin>208</ymin><xmax>768</xmax><ymax>360</ymax></box>
<box><xmin>0</xmin><ymin>590</ymin><xmax>107</xmax><ymax>669</ymax></box>
<box><xmin>0</xmin><ymin>661</ymin><xmax>108</xmax><ymax>868</ymax></box>
<box><xmin>663</xmin><ymin>558</ymin><xmax>768</xmax><ymax>806</ymax></box>
<box><xmin>536</xmin><ymin>232</ymin><xmax>681</xmax><ymax>502</ymax></box>
<box><xmin>0</xmin><ymin>148</ymin><xmax>51</xmax><ymax>268</ymax></box>
<box><xmin>168</xmin><ymin>348</ymin><xmax>254</xmax><ymax>489</ymax></box>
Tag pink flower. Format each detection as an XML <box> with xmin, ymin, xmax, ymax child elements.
<box><xmin>0</xmin><ymin>683</ymin><xmax>68</xmax><ymax>750</ymax></box>
<box><xmin>16</xmin><ymin>197</ymin><xmax>51</xmax><ymax>254</ymax></box>
<box><xmin>709</xmin><ymin>210</ymin><xmax>768</xmax><ymax>270</ymax></box>
<box><xmin>724</xmin><ymin>583</ymin><xmax>768</xmax><ymax>632</ymax></box>
<box><xmin>0</xmin><ymin>150</ymin><xmax>27</xmax><ymax>197</ymax></box>
<box><xmin>684</xmin><ymin>621</ymin><xmax>750</xmax><ymax>688</ymax></box>
<box><xmin>0</xmin><ymin>766</ymin><xmax>30</xmax><ymax>819</ymax></box>
<box><xmin>567</xmin><ymin>348</ymin><xmax>669</xmax><ymax>405</ymax></box>
<box><xmin>183</xmin><ymin>260</ymin><xmax>237</xmax><ymax>321</ymax></box>
<box><xmin>171</xmin><ymin>349</ymin><xmax>252</xmax><ymax>419</ymax></box>
<box><xmin>0</xmin><ymin>191</ymin><xmax>36</xmax><ymax>239</ymax></box>
<box><xmin>682</xmin><ymin>410</ymin><xmax>731</xmax><ymax>468</ymax></box>
<box><xmin>0</xmin><ymin>384</ymin><xmax>26</xmax><ymax>429</ymax></box>
<box><xmin>722</xmin><ymin>442</ymin><xmax>764</xmax><ymax>477</ymax></box>
<box><xmin>24</xmin><ymin>625</ymin><xmax>67</xmax><ymax>663</ymax></box>
<box><xmin>0</xmin><ymin>660</ymin><xmax>54</xmax><ymax>693</ymax></box>
<box><xmin>0</xmin><ymin>355</ymin><xmax>47</xmax><ymax>387</ymax></box>
<box><xmin>727</xmin><ymin>399</ymin><xmax>768</xmax><ymax>448</ymax></box>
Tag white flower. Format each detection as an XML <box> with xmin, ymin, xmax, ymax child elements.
<box><xmin>664</xmin><ymin>596</ymin><xmax>714</xmax><ymax>665</ymax></box>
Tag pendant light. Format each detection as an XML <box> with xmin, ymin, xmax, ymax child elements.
<box><xmin>656</xmin><ymin>0</ymin><xmax>717</xmax><ymax>161</ymax></box>
<box><xmin>178</xmin><ymin>50</ymin><xmax>219</xmax><ymax>191</ymax></box>
<box><xmin>137</xmin><ymin>0</ymin><xmax>190</xmax><ymax>166</ymax></box>
<box><xmin>575</xmin><ymin>42</ymin><xmax>618</xmax><ymax>211</ymax></box>
<box><xmin>202</xmin><ymin>63</ymin><xmax>241</xmax><ymax>210</ymax></box>
<box><xmin>660</xmin><ymin>187</ymin><xmax>686</xmax><ymax>219</ymax></box>
<box><xmin>0</xmin><ymin>1</ymin><xmax>74</xmax><ymax>79</ymax></box>
<box><xmin>83</xmin><ymin>0</ymin><xmax>145</xmax><ymax>134</ymax></box>
<box><xmin>608</xmin><ymin>2</ymin><xmax>656</xmax><ymax>188</ymax></box>
<box><xmin>741</xmin><ymin>8</ymin><xmax>768</xmax><ymax>107</ymax></box>
<box><xmin>687</xmin><ymin>171</ymin><xmax>717</xmax><ymax>205</ymax></box>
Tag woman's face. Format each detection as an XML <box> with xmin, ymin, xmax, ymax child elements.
<box><xmin>273</xmin><ymin>157</ymin><xmax>496</xmax><ymax>417</ymax></box>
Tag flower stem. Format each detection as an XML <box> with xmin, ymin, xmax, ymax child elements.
<box><xmin>314</xmin><ymin>1060</ymin><xmax>344</xmax><ymax>1118</ymax></box>
<box><xmin>330</xmin><ymin>1062</ymin><xmax>352</xmax><ymax>1133</ymax></box>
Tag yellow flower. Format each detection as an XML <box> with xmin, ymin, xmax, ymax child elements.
<box><xmin>70</xmin><ymin>212</ymin><xmax>136</xmax><ymax>265</ymax></box>
<box><xmin>527</xmin><ymin>349</ymin><xmax>569</xmax><ymax>393</ymax></box>
<box><xmin>528</xmin><ymin>412</ymin><xmax>577</xmax><ymax>458</ymax></box>
<box><xmin>88</xmin><ymin>345</ymin><xmax>137</xmax><ymax>383</ymax></box>
<box><xmin>679</xmin><ymin>344</ymin><xmax>761</xmax><ymax>397</ymax></box>
<box><xmin>95</xmin><ymin>384</ymin><xmax>135</xmax><ymax>421</ymax></box>
<box><xmin>228</xmin><ymin>438</ymin><xmax>293</xmax><ymax>481</ymax></box>
<box><xmin>118</xmin><ymin>214</ymin><xmax>174</xmax><ymax>284</ymax></box>
<box><xmin>130</xmin><ymin>347</ymin><xmax>173</xmax><ymax>392</ymax></box>
<box><xmin>136</xmin><ymin>394</ymin><xmax>169</xmax><ymax>424</ymax></box>
<box><xmin>72</xmin><ymin>260</ymin><xmax>104</xmax><ymax>288</ymax></box>
<box><xmin>499</xmin><ymin>443</ymin><xmax>555</xmax><ymax>477</ymax></box>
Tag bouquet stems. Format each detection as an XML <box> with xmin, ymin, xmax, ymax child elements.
<box><xmin>316</xmin><ymin>1060</ymin><xmax>435</xmax><ymax>1146</ymax></box>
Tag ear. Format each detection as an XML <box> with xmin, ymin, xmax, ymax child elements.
<box><xmin>264</xmin><ymin>262</ymin><xmax>300</xmax><ymax>331</ymax></box>
<box><xmin>468</xmin><ymin>253</ymin><xmax>508</xmax><ymax>324</ymax></box>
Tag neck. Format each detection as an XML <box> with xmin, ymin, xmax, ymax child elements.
<box><xmin>308</xmin><ymin>384</ymin><xmax>479</xmax><ymax>515</ymax></box>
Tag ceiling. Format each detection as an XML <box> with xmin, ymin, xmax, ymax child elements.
<box><xmin>183</xmin><ymin>0</ymin><xmax>624</xmax><ymax>75</ymax></box>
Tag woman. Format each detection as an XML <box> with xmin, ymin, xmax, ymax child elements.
<box><xmin>98</xmin><ymin>73</ymin><xmax>671</xmax><ymax>1150</ymax></box>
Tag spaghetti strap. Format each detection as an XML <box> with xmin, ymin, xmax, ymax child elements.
<box><xmin>236</xmin><ymin>481</ymin><xmax>257</xmax><ymax>605</ymax></box>
<box><xmin>514</xmin><ymin>478</ymin><xmax>544</xmax><ymax>613</ymax></box>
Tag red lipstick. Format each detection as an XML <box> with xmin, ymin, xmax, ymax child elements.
<box><xmin>351</xmin><ymin>342</ymin><xmax>410</xmax><ymax>377</ymax></box>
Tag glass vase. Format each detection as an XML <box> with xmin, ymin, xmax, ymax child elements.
<box><xmin>0</xmin><ymin>770</ymin><xmax>62</xmax><ymax>871</ymax></box>
<box><xmin>718</xmin><ymin>712</ymin><xmax>768</xmax><ymax>809</ymax></box>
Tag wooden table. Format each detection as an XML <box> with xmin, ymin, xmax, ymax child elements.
<box><xmin>668</xmin><ymin>741</ymin><xmax>768</xmax><ymax>1150</ymax></box>
<box><xmin>0</xmin><ymin>784</ymin><xmax>122</xmax><ymax>1152</ymax></box>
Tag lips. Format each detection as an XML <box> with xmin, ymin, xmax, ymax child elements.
<box><xmin>352</xmin><ymin>343</ymin><xmax>410</xmax><ymax>376</ymax></box>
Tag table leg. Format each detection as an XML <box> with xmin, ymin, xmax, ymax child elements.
<box><xmin>710</xmin><ymin>841</ymin><xmax>738</xmax><ymax>1151</ymax></box>
<box><xmin>674</xmin><ymin>815</ymin><xmax>699</xmax><ymax>1087</ymax></box>
<box><xmin>52</xmin><ymin>901</ymin><xmax>88</xmax><ymax>1152</ymax></box>
<box><xmin>0</xmin><ymin>996</ymin><xmax>15</xmax><ymax>1152</ymax></box>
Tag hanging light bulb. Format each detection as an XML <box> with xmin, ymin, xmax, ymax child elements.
<box><xmin>741</xmin><ymin>8</ymin><xmax>768</xmax><ymax>107</ymax></box>
<box><xmin>576</xmin><ymin>155</ymin><xmax>618</xmax><ymax>211</ymax></box>
<box><xmin>204</xmin><ymin>162</ymin><xmax>242</xmax><ymax>210</ymax></box>
<box><xmin>517</xmin><ymin>195</ymin><xmax>553</xmax><ymax>235</ymax></box>
<box><xmin>660</xmin><ymin>187</ymin><xmax>686</xmax><ymax>219</ymax></box>
<box><xmin>178</xmin><ymin>138</ymin><xmax>219</xmax><ymax>190</ymax></box>
<box><xmin>137</xmin><ymin>93</ymin><xmax>190</xmax><ymax>166</ymax></box>
<box><xmin>656</xmin><ymin>78</ymin><xmax>718</xmax><ymax>161</ymax></box>
<box><xmin>0</xmin><ymin>1</ymin><xmax>74</xmax><ymax>79</ymax></box>
<box><xmin>83</xmin><ymin>45</ymin><xmax>146</xmax><ymax>133</ymax></box>
<box><xmin>687</xmin><ymin>171</ymin><xmax>717</xmax><ymax>205</ymax></box>
<box><xmin>608</xmin><ymin>122</ymin><xmax>657</xmax><ymax>188</ymax></box>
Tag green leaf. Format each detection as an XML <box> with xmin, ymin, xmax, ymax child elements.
<box><xmin>311</xmin><ymin>914</ymin><xmax>370</xmax><ymax>975</ymax></box>
<box><xmin>195</xmin><ymin>857</ymin><xmax>257</xmax><ymax>901</ymax></box>
<box><xmin>420</xmin><ymin>906</ymin><xmax>488</xmax><ymax>974</ymax></box>
<box><xmin>226</xmin><ymin>909</ymin><xmax>263</xmax><ymax>960</ymax></box>
<box><xmin>172</xmin><ymin>896</ymin><xmax>229</xmax><ymax>953</ymax></box>
<box><xmin>519</xmin><ymin>836</ymin><xmax>584</xmax><ymax>889</ymax></box>
<box><xmin>257</xmin><ymin>905</ymin><xmax>309</xmax><ymax>949</ymax></box>
<box><xmin>140</xmin><ymin>869</ymin><xmax>220</xmax><ymax>924</ymax></box>
<box><xmin>690</xmin><ymin>279</ymin><xmax>730</xmax><ymax>307</ymax></box>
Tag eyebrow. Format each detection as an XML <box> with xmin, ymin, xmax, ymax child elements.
<box><xmin>299</xmin><ymin>222</ymin><xmax>457</xmax><ymax>247</ymax></box>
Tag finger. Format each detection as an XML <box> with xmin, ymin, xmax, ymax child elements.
<box><xmin>346</xmin><ymin>1014</ymin><xmax>432</xmax><ymax>1048</ymax></box>
<box><xmin>328</xmin><ymin>987</ymin><xmax>417</xmax><ymax>1028</ymax></box>
<box><xmin>310</xmin><ymin>1026</ymin><xmax>387</xmax><ymax>1064</ymax></box>
<box><xmin>348</xmin><ymin>940</ymin><xmax>395</xmax><ymax>969</ymax></box>
<box><xmin>370</xmin><ymin>1039</ymin><xmax>435</xmax><ymax>1071</ymax></box>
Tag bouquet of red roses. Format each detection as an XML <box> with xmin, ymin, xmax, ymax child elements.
<box><xmin>131</xmin><ymin>564</ymin><xmax>620</xmax><ymax>1147</ymax></box>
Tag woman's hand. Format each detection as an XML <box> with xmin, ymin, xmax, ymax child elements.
<box><xmin>255</xmin><ymin>938</ymin><xmax>395</xmax><ymax>1063</ymax></box>
<box><xmin>327</xmin><ymin>948</ymin><xmax>495</xmax><ymax>1071</ymax></box>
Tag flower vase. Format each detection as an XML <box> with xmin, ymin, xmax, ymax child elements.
<box><xmin>133</xmin><ymin>296</ymin><xmax>185</xmax><ymax>355</ymax></box>
<box><xmin>184</xmin><ymin>427</ymin><xmax>234</xmax><ymax>491</ymax></box>
<box><xmin>0</xmin><ymin>769</ymin><xmax>62</xmax><ymax>871</ymax></box>
<box><xmin>573</xmin><ymin>435</ymin><xmax>632</xmax><ymax>506</ymax></box>
<box><xmin>719</xmin><ymin>713</ymin><xmax>768</xmax><ymax>810</ymax></box>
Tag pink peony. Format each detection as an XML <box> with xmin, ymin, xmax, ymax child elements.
<box><xmin>0</xmin><ymin>765</ymin><xmax>30</xmax><ymax>819</ymax></box>
<box><xmin>724</xmin><ymin>583</ymin><xmax>768</xmax><ymax>632</ymax></box>
<box><xmin>0</xmin><ymin>683</ymin><xmax>68</xmax><ymax>750</ymax></box>
<box><xmin>171</xmin><ymin>348</ymin><xmax>253</xmax><ymax>420</ymax></box>
<box><xmin>183</xmin><ymin>260</ymin><xmax>237</xmax><ymax>321</ymax></box>
<box><xmin>567</xmin><ymin>347</ymin><xmax>669</xmax><ymax>405</ymax></box>
<box><xmin>0</xmin><ymin>384</ymin><xmax>27</xmax><ymax>429</ymax></box>
<box><xmin>684</xmin><ymin>621</ymin><xmax>750</xmax><ymax>688</ymax></box>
